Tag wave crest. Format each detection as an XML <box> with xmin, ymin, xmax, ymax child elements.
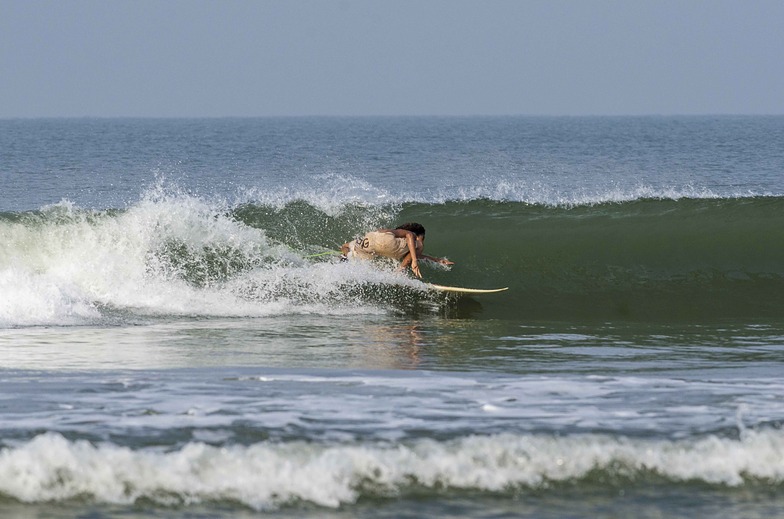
<box><xmin>2</xmin><ymin>430</ymin><xmax>783</xmax><ymax>509</ymax></box>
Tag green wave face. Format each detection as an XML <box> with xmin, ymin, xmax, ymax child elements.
<box><xmin>395</xmin><ymin>197</ymin><xmax>784</xmax><ymax>321</ymax></box>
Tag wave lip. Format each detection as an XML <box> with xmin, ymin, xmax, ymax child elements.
<box><xmin>230</xmin><ymin>169</ymin><xmax>780</xmax><ymax>209</ymax></box>
<box><xmin>2</xmin><ymin>430</ymin><xmax>783</xmax><ymax>510</ymax></box>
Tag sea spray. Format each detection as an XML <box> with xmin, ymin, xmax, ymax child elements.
<box><xmin>0</xmin><ymin>191</ymin><xmax>416</xmax><ymax>327</ymax></box>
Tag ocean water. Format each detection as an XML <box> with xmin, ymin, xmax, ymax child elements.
<box><xmin>1</xmin><ymin>116</ymin><xmax>783</xmax><ymax>518</ymax></box>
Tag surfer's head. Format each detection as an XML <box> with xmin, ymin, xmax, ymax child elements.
<box><xmin>396</xmin><ymin>222</ymin><xmax>425</xmax><ymax>238</ymax></box>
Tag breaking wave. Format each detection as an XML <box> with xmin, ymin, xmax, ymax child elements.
<box><xmin>2</xmin><ymin>182</ymin><xmax>782</xmax><ymax>326</ymax></box>
<box><xmin>2</xmin><ymin>429</ymin><xmax>784</xmax><ymax>509</ymax></box>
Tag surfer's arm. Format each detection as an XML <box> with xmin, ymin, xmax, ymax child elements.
<box><xmin>403</xmin><ymin>232</ymin><xmax>422</xmax><ymax>278</ymax></box>
<box><xmin>390</xmin><ymin>229</ymin><xmax>422</xmax><ymax>278</ymax></box>
<box><xmin>398</xmin><ymin>253</ymin><xmax>422</xmax><ymax>278</ymax></box>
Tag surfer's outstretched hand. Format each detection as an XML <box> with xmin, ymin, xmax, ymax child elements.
<box><xmin>421</xmin><ymin>255</ymin><xmax>454</xmax><ymax>267</ymax></box>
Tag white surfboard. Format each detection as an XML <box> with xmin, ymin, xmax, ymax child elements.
<box><xmin>427</xmin><ymin>283</ymin><xmax>509</xmax><ymax>294</ymax></box>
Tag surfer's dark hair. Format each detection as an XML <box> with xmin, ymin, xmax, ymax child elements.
<box><xmin>396</xmin><ymin>222</ymin><xmax>426</xmax><ymax>237</ymax></box>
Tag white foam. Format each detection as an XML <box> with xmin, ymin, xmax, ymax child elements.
<box><xmin>1</xmin><ymin>430</ymin><xmax>783</xmax><ymax>509</ymax></box>
<box><xmin>0</xmin><ymin>190</ymin><xmax>402</xmax><ymax>328</ymax></box>
<box><xmin>0</xmin><ymin>268</ymin><xmax>100</xmax><ymax>327</ymax></box>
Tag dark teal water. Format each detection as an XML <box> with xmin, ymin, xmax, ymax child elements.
<box><xmin>1</xmin><ymin>117</ymin><xmax>783</xmax><ymax>517</ymax></box>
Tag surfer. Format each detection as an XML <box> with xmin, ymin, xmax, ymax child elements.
<box><xmin>341</xmin><ymin>222</ymin><xmax>454</xmax><ymax>278</ymax></box>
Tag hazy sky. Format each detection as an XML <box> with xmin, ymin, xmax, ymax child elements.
<box><xmin>1</xmin><ymin>0</ymin><xmax>782</xmax><ymax>117</ymax></box>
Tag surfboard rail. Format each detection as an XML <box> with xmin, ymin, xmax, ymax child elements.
<box><xmin>426</xmin><ymin>283</ymin><xmax>509</xmax><ymax>294</ymax></box>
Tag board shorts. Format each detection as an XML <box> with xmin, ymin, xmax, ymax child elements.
<box><xmin>346</xmin><ymin>231</ymin><xmax>412</xmax><ymax>261</ymax></box>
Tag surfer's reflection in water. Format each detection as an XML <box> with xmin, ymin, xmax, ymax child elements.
<box><xmin>340</xmin><ymin>222</ymin><xmax>453</xmax><ymax>278</ymax></box>
<box><xmin>349</xmin><ymin>323</ymin><xmax>426</xmax><ymax>369</ymax></box>
<box><xmin>351</xmin><ymin>321</ymin><xmax>480</xmax><ymax>369</ymax></box>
